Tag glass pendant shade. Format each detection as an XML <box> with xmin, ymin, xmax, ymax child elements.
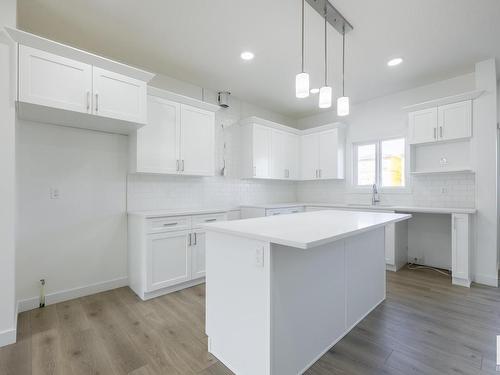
<box><xmin>295</xmin><ymin>72</ymin><xmax>310</xmax><ymax>98</ymax></box>
<box><xmin>318</xmin><ymin>86</ymin><xmax>332</xmax><ymax>108</ymax></box>
<box><xmin>337</xmin><ymin>96</ymin><xmax>350</xmax><ymax>116</ymax></box>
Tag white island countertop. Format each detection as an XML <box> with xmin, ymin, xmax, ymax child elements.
<box><xmin>203</xmin><ymin>210</ymin><xmax>411</xmax><ymax>249</ymax></box>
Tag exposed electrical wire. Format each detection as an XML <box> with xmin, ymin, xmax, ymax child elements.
<box><xmin>407</xmin><ymin>262</ymin><xmax>451</xmax><ymax>277</ymax></box>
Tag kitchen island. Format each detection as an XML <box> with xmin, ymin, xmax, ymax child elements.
<box><xmin>204</xmin><ymin>210</ymin><xmax>411</xmax><ymax>375</ymax></box>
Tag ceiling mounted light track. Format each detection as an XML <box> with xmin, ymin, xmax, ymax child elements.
<box><xmin>305</xmin><ymin>0</ymin><xmax>353</xmax><ymax>34</ymax></box>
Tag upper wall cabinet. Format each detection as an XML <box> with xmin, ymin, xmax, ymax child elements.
<box><xmin>408</xmin><ymin>99</ymin><xmax>473</xmax><ymax>145</ymax></box>
<box><xmin>130</xmin><ymin>88</ymin><xmax>218</xmax><ymax>177</ymax></box>
<box><xmin>239</xmin><ymin>117</ymin><xmax>345</xmax><ymax>181</ymax></box>
<box><xmin>300</xmin><ymin>128</ymin><xmax>345</xmax><ymax>180</ymax></box>
<box><xmin>240</xmin><ymin>119</ymin><xmax>300</xmax><ymax>180</ymax></box>
<box><xmin>7</xmin><ymin>28</ymin><xmax>154</xmax><ymax>135</ymax></box>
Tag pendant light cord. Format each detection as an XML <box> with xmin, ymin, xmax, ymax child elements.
<box><xmin>324</xmin><ymin>7</ymin><xmax>328</xmax><ymax>86</ymax></box>
<box><xmin>301</xmin><ymin>0</ymin><xmax>305</xmax><ymax>73</ymax></box>
<box><xmin>342</xmin><ymin>26</ymin><xmax>345</xmax><ymax>96</ymax></box>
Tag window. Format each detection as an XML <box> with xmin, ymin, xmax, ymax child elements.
<box><xmin>354</xmin><ymin>138</ymin><xmax>405</xmax><ymax>188</ymax></box>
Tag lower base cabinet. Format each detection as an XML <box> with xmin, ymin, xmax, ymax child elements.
<box><xmin>128</xmin><ymin>212</ymin><xmax>227</xmax><ymax>300</ymax></box>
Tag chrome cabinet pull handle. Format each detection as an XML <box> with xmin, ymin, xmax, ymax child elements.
<box><xmin>433</xmin><ymin>128</ymin><xmax>437</xmax><ymax>139</ymax></box>
<box><xmin>194</xmin><ymin>232</ymin><xmax>197</xmax><ymax>245</ymax></box>
<box><xmin>86</xmin><ymin>91</ymin><xmax>90</xmax><ymax>111</ymax></box>
<box><xmin>176</xmin><ymin>160</ymin><xmax>180</xmax><ymax>171</ymax></box>
<box><xmin>188</xmin><ymin>233</ymin><xmax>192</xmax><ymax>246</ymax></box>
<box><xmin>162</xmin><ymin>222</ymin><xmax>178</xmax><ymax>227</ymax></box>
<box><xmin>95</xmin><ymin>93</ymin><xmax>99</xmax><ymax>112</ymax></box>
<box><xmin>440</xmin><ymin>126</ymin><xmax>443</xmax><ymax>138</ymax></box>
<box><xmin>181</xmin><ymin>160</ymin><xmax>185</xmax><ymax>172</ymax></box>
<box><xmin>205</xmin><ymin>218</ymin><xmax>217</xmax><ymax>222</ymax></box>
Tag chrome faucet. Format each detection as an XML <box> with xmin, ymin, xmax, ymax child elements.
<box><xmin>372</xmin><ymin>184</ymin><xmax>380</xmax><ymax>205</ymax></box>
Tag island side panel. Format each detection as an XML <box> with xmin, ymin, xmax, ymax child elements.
<box><xmin>205</xmin><ymin>230</ymin><xmax>272</xmax><ymax>375</ymax></box>
<box><xmin>345</xmin><ymin>227</ymin><xmax>386</xmax><ymax>328</ymax></box>
<box><xmin>270</xmin><ymin>240</ymin><xmax>346</xmax><ymax>375</ymax></box>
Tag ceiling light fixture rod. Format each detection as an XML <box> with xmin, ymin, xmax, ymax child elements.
<box><xmin>301</xmin><ymin>0</ymin><xmax>305</xmax><ymax>72</ymax></box>
<box><xmin>342</xmin><ymin>25</ymin><xmax>345</xmax><ymax>95</ymax></box>
<box><xmin>305</xmin><ymin>0</ymin><xmax>353</xmax><ymax>35</ymax></box>
<box><xmin>324</xmin><ymin>6</ymin><xmax>328</xmax><ymax>86</ymax></box>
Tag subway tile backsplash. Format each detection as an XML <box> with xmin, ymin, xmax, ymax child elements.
<box><xmin>128</xmin><ymin>172</ymin><xmax>474</xmax><ymax>212</ymax></box>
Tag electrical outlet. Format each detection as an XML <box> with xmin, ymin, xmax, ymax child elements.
<box><xmin>255</xmin><ymin>248</ymin><xmax>264</xmax><ymax>267</ymax></box>
<box><xmin>49</xmin><ymin>187</ymin><xmax>60</xmax><ymax>199</ymax></box>
<box><xmin>441</xmin><ymin>187</ymin><xmax>447</xmax><ymax>194</ymax></box>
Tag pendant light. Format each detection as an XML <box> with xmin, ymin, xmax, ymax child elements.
<box><xmin>295</xmin><ymin>0</ymin><xmax>309</xmax><ymax>98</ymax></box>
<box><xmin>319</xmin><ymin>7</ymin><xmax>332</xmax><ymax>109</ymax></box>
<box><xmin>337</xmin><ymin>25</ymin><xmax>350</xmax><ymax>116</ymax></box>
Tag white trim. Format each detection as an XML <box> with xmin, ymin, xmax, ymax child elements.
<box><xmin>402</xmin><ymin>90</ymin><xmax>484</xmax><ymax>111</ymax></box>
<box><xmin>0</xmin><ymin>328</ymin><xmax>16</xmax><ymax>348</ymax></box>
<box><xmin>4</xmin><ymin>27</ymin><xmax>154</xmax><ymax>82</ymax></box>
<box><xmin>239</xmin><ymin>116</ymin><xmax>302</xmax><ymax>135</ymax></box>
<box><xmin>300</xmin><ymin>122</ymin><xmax>347</xmax><ymax>135</ymax></box>
<box><xmin>452</xmin><ymin>277</ymin><xmax>472</xmax><ymax>288</ymax></box>
<box><xmin>147</xmin><ymin>86</ymin><xmax>220</xmax><ymax>112</ymax></box>
<box><xmin>141</xmin><ymin>278</ymin><xmax>205</xmax><ymax>300</ymax></box>
<box><xmin>474</xmin><ymin>273</ymin><xmax>498</xmax><ymax>287</ymax></box>
<box><xmin>17</xmin><ymin>276</ymin><xmax>129</xmax><ymax>313</ymax></box>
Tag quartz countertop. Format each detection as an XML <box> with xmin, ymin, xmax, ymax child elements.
<box><xmin>203</xmin><ymin>210</ymin><xmax>411</xmax><ymax>249</ymax></box>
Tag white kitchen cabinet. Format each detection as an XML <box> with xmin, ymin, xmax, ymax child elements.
<box><xmin>408</xmin><ymin>100</ymin><xmax>472</xmax><ymax>145</ymax></box>
<box><xmin>130</xmin><ymin>90</ymin><xmax>216</xmax><ymax>176</ymax></box>
<box><xmin>191</xmin><ymin>230</ymin><xmax>206</xmax><ymax>279</ymax></box>
<box><xmin>438</xmin><ymin>101</ymin><xmax>472</xmax><ymax>141</ymax></box>
<box><xmin>408</xmin><ymin>107</ymin><xmax>438</xmax><ymax>144</ymax></box>
<box><xmin>14</xmin><ymin>31</ymin><xmax>154</xmax><ymax>135</ymax></box>
<box><xmin>92</xmin><ymin>66</ymin><xmax>147</xmax><ymax>124</ymax></box>
<box><xmin>147</xmin><ymin>230</ymin><xmax>191</xmax><ymax>291</ymax></box>
<box><xmin>131</xmin><ymin>96</ymin><xmax>180</xmax><ymax>174</ymax></box>
<box><xmin>179</xmin><ymin>105</ymin><xmax>215</xmax><ymax>176</ymax></box>
<box><xmin>300</xmin><ymin>128</ymin><xmax>345</xmax><ymax>180</ymax></box>
<box><xmin>451</xmin><ymin>213</ymin><xmax>472</xmax><ymax>287</ymax></box>
<box><xmin>253</xmin><ymin>124</ymin><xmax>272</xmax><ymax>178</ymax></box>
<box><xmin>270</xmin><ymin>129</ymin><xmax>299</xmax><ymax>179</ymax></box>
<box><xmin>18</xmin><ymin>45</ymin><xmax>92</xmax><ymax>114</ymax></box>
<box><xmin>128</xmin><ymin>211</ymin><xmax>229</xmax><ymax>300</ymax></box>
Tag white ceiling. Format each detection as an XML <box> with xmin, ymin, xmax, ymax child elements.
<box><xmin>18</xmin><ymin>0</ymin><xmax>500</xmax><ymax>119</ymax></box>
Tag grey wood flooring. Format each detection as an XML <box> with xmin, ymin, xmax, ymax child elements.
<box><xmin>1</xmin><ymin>268</ymin><xmax>499</xmax><ymax>374</ymax></box>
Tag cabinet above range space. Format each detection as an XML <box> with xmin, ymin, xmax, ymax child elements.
<box><xmin>5</xmin><ymin>27</ymin><xmax>155</xmax><ymax>135</ymax></box>
<box><xmin>238</xmin><ymin>116</ymin><xmax>346</xmax><ymax>181</ymax></box>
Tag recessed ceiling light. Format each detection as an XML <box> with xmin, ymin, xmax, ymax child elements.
<box><xmin>387</xmin><ymin>57</ymin><xmax>403</xmax><ymax>67</ymax></box>
<box><xmin>240</xmin><ymin>51</ymin><xmax>254</xmax><ymax>61</ymax></box>
<box><xmin>310</xmin><ymin>88</ymin><xmax>320</xmax><ymax>94</ymax></box>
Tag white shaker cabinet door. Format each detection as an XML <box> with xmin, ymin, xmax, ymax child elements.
<box><xmin>146</xmin><ymin>230</ymin><xmax>192</xmax><ymax>292</ymax></box>
<box><xmin>438</xmin><ymin>100</ymin><xmax>472</xmax><ymax>141</ymax></box>
<box><xmin>408</xmin><ymin>107</ymin><xmax>438</xmax><ymax>144</ymax></box>
<box><xmin>319</xmin><ymin>129</ymin><xmax>343</xmax><ymax>179</ymax></box>
<box><xmin>18</xmin><ymin>45</ymin><xmax>92</xmax><ymax>114</ymax></box>
<box><xmin>451</xmin><ymin>213</ymin><xmax>471</xmax><ymax>287</ymax></box>
<box><xmin>300</xmin><ymin>133</ymin><xmax>319</xmax><ymax>180</ymax></box>
<box><xmin>270</xmin><ymin>129</ymin><xmax>287</xmax><ymax>179</ymax></box>
<box><xmin>136</xmin><ymin>96</ymin><xmax>180</xmax><ymax>174</ymax></box>
<box><xmin>179</xmin><ymin>105</ymin><xmax>215</xmax><ymax>176</ymax></box>
<box><xmin>92</xmin><ymin>66</ymin><xmax>147</xmax><ymax>124</ymax></box>
<box><xmin>191</xmin><ymin>231</ymin><xmax>206</xmax><ymax>279</ymax></box>
<box><xmin>253</xmin><ymin>124</ymin><xmax>272</xmax><ymax>178</ymax></box>
<box><xmin>285</xmin><ymin>132</ymin><xmax>300</xmax><ymax>180</ymax></box>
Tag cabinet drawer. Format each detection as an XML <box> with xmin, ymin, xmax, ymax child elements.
<box><xmin>192</xmin><ymin>213</ymin><xmax>227</xmax><ymax>228</ymax></box>
<box><xmin>266</xmin><ymin>207</ymin><xmax>303</xmax><ymax>216</ymax></box>
<box><xmin>147</xmin><ymin>216</ymin><xmax>190</xmax><ymax>233</ymax></box>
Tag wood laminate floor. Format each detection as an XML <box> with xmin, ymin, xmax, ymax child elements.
<box><xmin>1</xmin><ymin>268</ymin><xmax>499</xmax><ymax>375</ymax></box>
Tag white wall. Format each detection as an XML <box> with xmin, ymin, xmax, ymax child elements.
<box><xmin>472</xmin><ymin>59</ymin><xmax>498</xmax><ymax>286</ymax></box>
<box><xmin>16</xmin><ymin>122</ymin><xmax>129</xmax><ymax>308</ymax></box>
<box><xmin>0</xmin><ymin>0</ymin><xmax>17</xmax><ymax>347</ymax></box>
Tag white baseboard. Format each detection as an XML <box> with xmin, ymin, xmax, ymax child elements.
<box><xmin>0</xmin><ymin>328</ymin><xmax>16</xmax><ymax>348</ymax></box>
<box><xmin>17</xmin><ymin>276</ymin><xmax>129</xmax><ymax>313</ymax></box>
<box><xmin>474</xmin><ymin>273</ymin><xmax>498</xmax><ymax>287</ymax></box>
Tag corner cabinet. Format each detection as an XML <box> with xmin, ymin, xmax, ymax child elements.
<box><xmin>239</xmin><ymin>117</ymin><xmax>344</xmax><ymax>181</ymax></box>
<box><xmin>9</xmin><ymin>27</ymin><xmax>154</xmax><ymax>135</ymax></box>
<box><xmin>128</xmin><ymin>211</ymin><xmax>229</xmax><ymax>300</ymax></box>
<box><xmin>130</xmin><ymin>89</ymin><xmax>217</xmax><ymax>177</ymax></box>
<box><xmin>300</xmin><ymin>128</ymin><xmax>346</xmax><ymax>180</ymax></box>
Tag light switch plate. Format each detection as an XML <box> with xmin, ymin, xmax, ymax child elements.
<box><xmin>49</xmin><ymin>187</ymin><xmax>60</xmax><ymax>199</ymax></box>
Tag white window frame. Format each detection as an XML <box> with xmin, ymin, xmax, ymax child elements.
<box><xmin>352</xmin><ymin>136</ymin><xmax>409</xmax><ymax>194</ymax></box>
